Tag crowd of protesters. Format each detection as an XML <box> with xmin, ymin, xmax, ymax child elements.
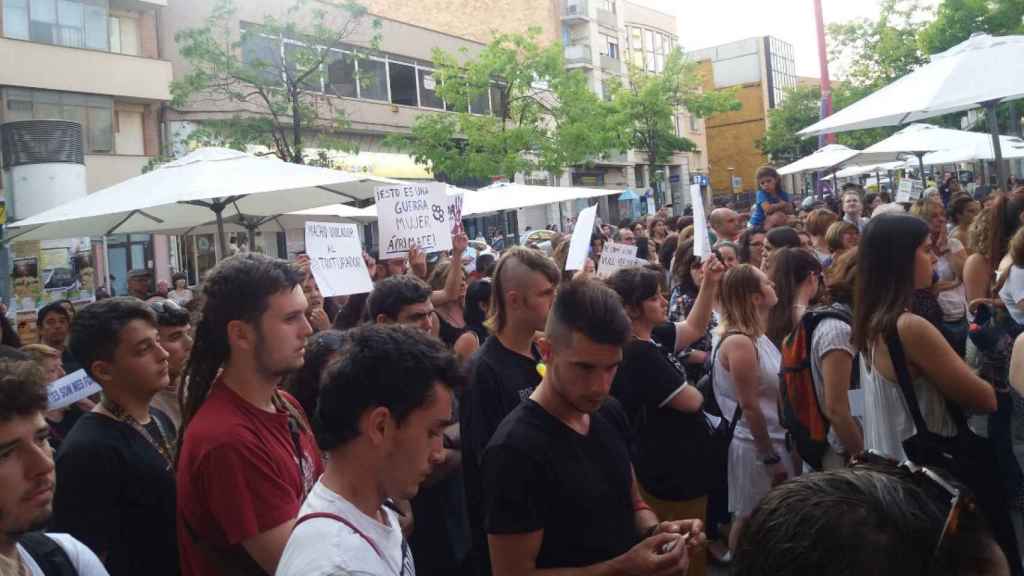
<box><xmin>2</xmin><ymin>165</ymin><xmax>1024</xmax><ymax>576</ymax></box>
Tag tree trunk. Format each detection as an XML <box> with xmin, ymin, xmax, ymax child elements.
<box><xmin>290</xmin><ymin>88</ymin><xmax>304</xmax><ymax>164</ymax></box>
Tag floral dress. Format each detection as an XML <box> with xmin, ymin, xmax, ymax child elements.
<box><xmin>668</xmin><ymin>285</ymin><xmax>717</xmax><ymax>384</ymax></box>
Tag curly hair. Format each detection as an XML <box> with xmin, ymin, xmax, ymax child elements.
<box><xmin>968</xmin><ymin>204</ymin><xmax>995</xmax><ymax>258</ymax></box>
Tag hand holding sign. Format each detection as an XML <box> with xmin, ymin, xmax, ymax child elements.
<box><xmin>304</xmin><ymin>222</ymin><xmax>374</xmax><ymax>297</ymax></box>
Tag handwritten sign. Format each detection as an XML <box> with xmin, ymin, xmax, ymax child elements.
<box><xmin>47</xmin><ymin>369</ymin><xmax>100</xmax><ymax>411</ymax></box>
<box><xmin>375</xmin><ymin>182</ymin><xmax>453</xmax><ymax>260</ymax></box>
<box><xmin>597</xmin><ymin>242</ymin><xmax>643</xmax><ymax>279</ymax></box>
<box><xmin>305</xmin><ymin>222</ymin><xmax>373</xmax><ymax>297</ymax></box>
<box><xmin>566</xmin><ymin>204</ymin><xmax>598</xmax><ymax>271</ymax></box>
<box><xmin>690</xmin><ymin>184</ymin><xmax>711</xmax><ymax>259</ymax></box>
<box><xmin>446</xmin><ymin>192</ymin><xmax>465</xmax><ymax>236</ymax></box>
<box><xmin>896</xmin><ymin>178</ymin><xmax>923</xmax><ymax>203</ymax></box>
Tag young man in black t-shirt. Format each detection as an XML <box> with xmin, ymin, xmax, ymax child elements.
<box><xmin>482</xmin><ymin>279</ymin><xmax>705</xmax><ymax>575</ymax></box>
<box><xmin>51</xmin><ymin>298</ymin><xmax>178</xmax><ymax>576</ymax></box>
<box><xmin>461</xmin><ymin>247</ymin><xmax>560</xmax><ymax>575</ymax></box>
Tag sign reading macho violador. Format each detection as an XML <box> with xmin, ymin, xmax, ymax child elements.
<box><xmin>375</xmin><ymin>183</ymin><xmax>452</xmax><ymax>260</ymax></box>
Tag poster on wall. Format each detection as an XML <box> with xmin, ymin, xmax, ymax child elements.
<box><xmin>9</xmin><ymin>238</ymin><xmax>96</xmax><ymax>344</ymax></box>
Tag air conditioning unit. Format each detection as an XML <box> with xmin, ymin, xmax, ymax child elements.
<box><xmin>1</xmin><ymin>120</ymin><xmax>87</xmax><ymax>221</ymax></box>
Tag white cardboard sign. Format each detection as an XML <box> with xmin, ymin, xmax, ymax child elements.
<box><xmin>896</xmin><ymin>178</ymin><xmax>924</xmax><ymax>203</ymax></box>
<box><xmin>375</xmin><ymin>182</ymin><xmax>453</xmax><ymax>260</ymax></box>
<box><xmin>47</xmin><ymin>369</ymin><xmax>101</xmax><ymax>411</ymax></box>
<box><xmin>305</xmin><ymin>221</ymin><xmax>374</xmax><ymax>297</ymax></box>
<box><xmin>690</xmin><ymin>184</ymin><xmax>712</xmax><ymax>258</ymax></box>
<box><xmin>597</xmin><ymin>242</ymin><xmax>642</xmax><ymax>278</ymax></box>
<box><xmin>566</xmin><ymin>204</ymin><xmax>599</xmax><ymax>271</ymax></box>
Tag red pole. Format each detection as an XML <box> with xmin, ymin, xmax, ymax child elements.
<box><xmin>813</xmin><ymin>0</ymin><xmax>835</xmax><ymax>145</ymax></box>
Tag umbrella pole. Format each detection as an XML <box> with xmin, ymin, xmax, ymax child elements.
<box><xmin>214</xmin><ymin>205</ymin><xmax>228</xmax><ymax>261</ymax></box>
<box><xmin>247</xmin><ymin>224</ymin><xmax>258</xmax><ymax>252</ymax></box>
<box><xmin>983</xmin><ymin>100</ymin><xmax>1008</xmax><ymax>192</ymax></box>
<box><xmin>917</xmin><ymin>153</ymin><xmax>926</xmax><ymax>183</ymax></box>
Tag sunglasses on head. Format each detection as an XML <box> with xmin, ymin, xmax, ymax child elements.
<box><xmin>851</xmin><ymin>450</ymin><xmax>973</xmax><ymax>557</ymax></box>
<box><xmin>149</xmin><ymin>299</ymin><xmax>184</xmax><ymax>316</ymax></box>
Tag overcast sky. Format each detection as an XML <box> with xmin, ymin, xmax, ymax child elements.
<box><xmin>634</xmin><ymin>0</ymin><xmax>938</xmax><ymax>78</ymax></box>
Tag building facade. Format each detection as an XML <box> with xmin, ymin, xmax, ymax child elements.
<box><xmin>689</xmin><ymin>35</ymin><xmax>796</xmax><ymax>198</ymax></box>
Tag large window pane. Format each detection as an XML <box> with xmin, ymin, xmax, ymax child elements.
<box><xmin>116</xmin><ymin>16</ymin><xmax>137</xmax><ymax>55</ymax></box>
<box><xmin>241</xmin><ymin>31</ymin><xmax>282</xmax><ymax>85</ymax></box>
<box><xmin>417</xmin><ymin>69</ymin><xmax>443</xmax><ymax>109</ymax></box>
<box><xmin>469</xmin><ymin>87</ymin><xmax>490</xmax><ymax>115</ymax></box>
<box><xmin>326</xmin><ymin>50</ymin><xmax>356</xmax><ymax>97</ymax></box>
<box><xmin>83</xmin><ymin>1</ymin><xmax>107</xmax><ymax>50</ymax></box>
<box><xmin>490</xmin><ymin>84</ymin><xmax>505</xmax><ymax>117</ymax></box>
<box><xmin>4</xmin><ymin>0</ymin><xmax>30</xmax><ymax>40</ymax></box>
<box><xmin>388</xmin><ymin>61</ymin><xmax>417</xmax><ymax>106</ymax></box>
<box><xmin>30</xmin><ymin>0</ymin><xmax>57</xmax><ymax>44</ymax></box>
<box><xmin>356</xmin><ymin>58</ymin><xmax>387</xmax><ymax>101</ymax></box>
<box><xmin>57</xmin><ymin>0</ymin><xmax>83</xmax><ymax>47</ymax></box>
<box><xmin>285</xmin><ymin>43</ymin><xmax>322</xmax><ymax>91</ymax></box>
<box><xmin>88</xmin><ymin>106</ymin><xmax>112</xmax><ymax>152</ymax></box>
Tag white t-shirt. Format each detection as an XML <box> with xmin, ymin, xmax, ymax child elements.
<box><xmin>935</xmin><ymin>238</ymin><xmax>967</xmax><ymax>321</ymax></box>
<box><xmin>1000</xmin><ymin>265</ymin><xmax>1024</xmax><ymax>326</ymax></box>
<box><xmin>809</xmin><ymin>316</ymin><xmax>858</xmax><ymax>454</ymax></box>
<box><xmin>276</xmin><ymin>478</ymin><xmax>415</xmax><ymax>576</ymax></box>
<box><xmin>16</xmin><ymin>533</ymin><xmax>109</xmax><ymax>576</ymax></box>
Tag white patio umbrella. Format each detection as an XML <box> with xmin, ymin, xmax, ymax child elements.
<box><xmin>798</xmin><ymin>34</ymin><xmax>1024</xmax><ymax>189</ymax></box>
<box><xmin>777</xmin><ymin>144</ymin><xmax>861</xmax><ymax>176</ymax></box>
<box><xmin>919</xmin><ymin>135</ymin><xmax>1024</xmax><ymax>165</ymax></box>
<box><xmin>464</xmin><ymin>182</ymin><xmax>623</xmax><ymax>215</ymax></box>
<box><xmin>7</xmin><ymin>147</ymin><xmax>398</xmax><ymax>257</ymax></box>
<box><xmin>835</xmin><ymin>161</ymin><xmax>908</xmax><ymax>179</ymax></box>
<box><xmin>848</xmin><ymin>124</ymin><xmax>1012</xmax><ymax>175</ymax></box>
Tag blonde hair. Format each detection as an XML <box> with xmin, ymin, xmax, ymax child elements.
<box><xmin>718</xmin><ymin>264</ymin><xmax>766</xmax><ymax>337</ymax></box>
<box><xmin>21</xmin><ymin>343</ymin><xmax>60</xmax><ymax>364</ymax></box>
<box><xmin>826</xmin><ymin>221</ymin><xmax>858</xmax><ymax>253</ymax></box>
<box><xmin>1010</xmin><ymin>227</ymin><xmax>1024</xmax><ymax>267</ymax></box>
<box><xmin>969</xmin><ymin>205</ymin><xmax>994</xmax><ymax>258</ymax></box>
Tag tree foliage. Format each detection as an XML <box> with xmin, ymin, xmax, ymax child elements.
<box><xmin>919</xmin><ymin>0</ymin><xmax>1024</xmax><ymax>55</ymax></box>
<box><xmin>607</xmin><ymin>49</ymin><xmax>740</xmax><ymax>168</ymax></box>
<box><xmin>757</xmin><ymin>84</ymin><xmax>822</xmax><ymax>164</ymax></box>
<box><xmin>170</xmin><ymin>0</ymin><xmax>379</xmax><ymax>163</ymax></box>
<box><xmin>389</xmin><ymin>29</ymin><xmax>618</xmax><ymax>183</ymax></box>
<box><xmin>827</xmin><ymin>0</ymin><xmax>929</xmax><ymax>90</ymax></box>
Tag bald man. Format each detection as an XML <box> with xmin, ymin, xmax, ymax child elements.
<box><xmin>460</xmin><ymin>247</ymin><xmax>560</xmax><ymax>575</ymax></box>
<box><xmin>709</xmin><ymin>208</ymin><xmax>741</xmax><ymax>243</ymax></box>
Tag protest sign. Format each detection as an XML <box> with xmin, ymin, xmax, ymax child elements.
<box><xmin>305</xmin><ymin>222</ymin><xmax>373</xmax><ymax>297</ymax></box>
<box><xmin>896</xmin><ymin>179</ymin><xmax>924</xmax><ymax>203</ymax></box>
<box><xmin>375</xmin><ymin>182</ymin><xmax>453</xmax><ymax>260</ymax></box>
<box><xmin>446</xmin><ymin>192</ymin><xmax>465</xmax><ymax>236</ymax></box>
<box><xmin>566</xmin><ymin>204</ymin><xmax>598</xmax><ymax>271</ymax></box>
<box><xmin>597</xmin><ymin>242</ymin><xmax>643</xmax><ymax>279</ymax></box>
<box><xmin>47</xmin><ymin>369</ymin><xmax>101</xmax><ymax>411</ymax></box>
<box><xmin>690</xmin><ymin>184</ymin><xmax>712</xmax><ymax>258</ymax></box>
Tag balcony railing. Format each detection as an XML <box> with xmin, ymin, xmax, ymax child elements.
<box><xmin>600</xmin><ymin>54</ymin><xmax>622</xmax><ymax>74</ymax></box>
<box><xmin>562</xmin><ymin>0</ymin><xmax>590</xmax><ymax>20</ymax></box>
<box><xmin>564</xmin><ymin>44</ymin><xmax>593</xmax><ymax>67</ymax></box>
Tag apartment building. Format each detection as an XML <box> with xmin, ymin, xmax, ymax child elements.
<box><xmin>0</xmin><ymin>0</ymin><xmax>173</xmax><ymax>296</ymax></box>
<box><xmin>689</xmin><ymin>35</ymin><xmax>797</xmax><ymax>197</ymax></box>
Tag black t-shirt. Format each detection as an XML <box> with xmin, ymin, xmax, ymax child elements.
<box><xmin>51</xmin><ymin>409</ymin><xmax>178</xmax><ymax>576</ymax></box>
<box><xmin>61</xmin><ymin>348</ymin><xmax>82</xmax><ymax>375</ymax></box>
<box><xmin>611</xmin><ymin>323</ymin><xmax>707</xmax><ymax>501</ymax></box>
<box><xmin>460</xmin><ymin>336</ymin><xmax>541</xmax><ymax>574</ymax></box>
<box><xmin>482</xmin><ymin>398</ymin><xmax>637</xmax><ymax>569</ymax></box>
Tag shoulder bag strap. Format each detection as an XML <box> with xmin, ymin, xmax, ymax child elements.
<box><xmin>17</xmin><ymin>533</ymin><xmax>76</xmax><ymax>576</ymax></box>
<box><xmin>884</xmin><ymin>327</ymin><xmax>933</xmax><ymax>436</ymax></box>
<box><xmin>295</xmin><ymin>512</ymin><xmax>386</xmax><ymax>561</ymax></box>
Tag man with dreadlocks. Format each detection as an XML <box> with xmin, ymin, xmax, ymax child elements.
<box><xmin>175</xmin><ymin>253</ymin><xmax>322</xmax><ymax>576</ymax></box>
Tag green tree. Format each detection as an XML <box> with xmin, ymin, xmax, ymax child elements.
<box><xmin>757</xmin><ymin>84</ymin><xmax>822</xmax><ymax>164</ymax></box>
<box><xmin>919</xmin><ymin>0</ymin><xmax>1024</xmax><ymax>55</ymax></box>
<box><xmin>827</xmin><ymin>0</ymin><xmax>928</xmax><ymax>90</ymax></box>
<box><xmin>170</xmin><ymin>0</ymin><xmax>379</xmax><ymax>163</ymax></box>
<box><xmin>388</xmin><ymin>29</ymin><xmax>617</xmax><ymax>183</ymax></box>
<box><xmin>607</xmin><ymin>49</ymin><xmax>740</xmax><ymax>173</ymax></box>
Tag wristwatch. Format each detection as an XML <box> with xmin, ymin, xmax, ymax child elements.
<box><xmin>760</xmin><ymin>453</ymin><xmax>782</xmax><ymax>466</ymax></box>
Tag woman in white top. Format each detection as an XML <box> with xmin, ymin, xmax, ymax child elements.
<box><xmin>852</xmin><ymin>213</ymin><xmax>996</xmax><ymax>462</ymax></box>
<box><xmin>910</xmin><ymin>198</ymin><xmax>970</xmax><ymax>356</ymax></box>
<box><xmin>167</xmin><ymin>272</ymin><xmax>194</xmax><ymax>306</ymax></box>
<box><xmin>711</xmin><ymin>263</ymin><xmax>792</xmax><ymax>552</ymax></box>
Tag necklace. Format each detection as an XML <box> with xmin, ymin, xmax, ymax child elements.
<box><xmin>101</xmin><ymin>396</ymin><xmax>175</xmax><ymax>470</ymax></box>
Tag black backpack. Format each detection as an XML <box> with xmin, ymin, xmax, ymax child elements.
<box><xmin>18</xmin><ymin>533</ymin><xmax>77</xmax><ymax>576</ymax></box>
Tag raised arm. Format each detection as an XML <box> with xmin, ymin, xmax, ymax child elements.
<box><xmin>431</xmin><ymin>234</ymin><xmax>468</xmax><ymax>305</ymax></box>
<box><xmin>675</xmin><ymin>256</ymin><xmax>725</xmax><ymax>351</ymax></box>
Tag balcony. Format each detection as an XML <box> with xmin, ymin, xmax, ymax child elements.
<box><xmin>564</xmin><ymin>44</ymin><xmax>594</xmax><ymax>68</ymax></box>
<box><xmin>0</xmin><ymin>38</ymin><xmax>172</xmax><ymax>102</ymax></box>
<box><xmin>562</xmin><ymin>0</ymin><xmax>590</xmax><ymax>21</ymax></box>
<box><xmin>601</xmin><ymin>54</ymin><xmax>622</xmax><ymax>74</ymax></box>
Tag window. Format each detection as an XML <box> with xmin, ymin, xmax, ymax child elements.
<box><xmin>490</xmin><ymin>84</ymin><xmax>506</xmax><ymax>117</ymax></box>
<box><xmin>469</xmin><ymin>87</ymin><xmax>490</xmax><ymax>115</ymax></box>
<box><xmin>418</xmin><ymin>69</ymin><xmax>443</xmax><ymax>109</ymax></box>
<box><xmin>3</xmin><ymin>0</ymin><xmax>30</xmax><ymax>39</ymax></box>
<box><xmin>600</xmin><ymin>0</ymin><xmax>616</xmax><ymax>13</ymax></box>
<box><xmin>107</xmin><ymin>14</ymin><xmax>138</xmax><ymax>55</ymax></box>
<box><xmin>600</xmin><ymin>33</ymin><xmax>618</xmax><ymax>59</ymax></box>
<box><xmin>689</xmin><ymin>113</ymin><xmax>701</xmax><ymax>132</ymax></box>
<box><xmin>241</xmin><ymin>31</ymin><xmax>282</xmax><ymax>85</ymax></box>
<box><xmin>388</xmin><ymin>61</ymin><xmax>417</xmax><ymax>106</ymax></box>
<box><xmin>3</xmin><ymin>88</ymin><xmax>113</xmax><ymax>153</ymax></box>
<box><xmin>326</xmin><ymin>50</ymin><xmax>357</xmax><ymax>98</ymax></box>
<box><xmin>285</xmin><ymin>42</ymin><xmax>322</xmax><ymax>91</ymax></box>
<box><xmin>357</xmin><ymin>58</ymin><xmax>387</xmax><ymax>101</ymax></box>
<box><xmin>630</xmin><ymin>27</ymin><xmax>642</xmax><ymax>52</ymax></box>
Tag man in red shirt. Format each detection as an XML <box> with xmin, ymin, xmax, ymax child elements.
<box><xmin>175</xmin><ymin>253</ymin><xmax>322</xmax><ymax>575</ymax></box>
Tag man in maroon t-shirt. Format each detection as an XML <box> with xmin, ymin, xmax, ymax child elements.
<box><xmin>175</xmin><ymin>253</ymin><xmax>323</xmax><ymax>576</ymax></box>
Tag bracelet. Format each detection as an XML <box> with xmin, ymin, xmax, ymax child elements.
<box><xmin>760</xmin><ymin>453</ymin><xmax>782</xmax><ymax>465</ymax></box>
